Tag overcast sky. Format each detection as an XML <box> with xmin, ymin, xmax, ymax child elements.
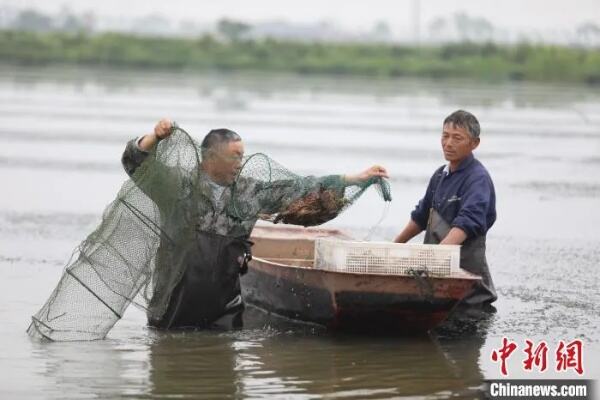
<box><xmin>4</xmin><ymin>0</ymin><xmax>599</xmax><ymax>33</ymax></box>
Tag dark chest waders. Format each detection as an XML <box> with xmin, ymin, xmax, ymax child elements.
<box><xmin>424</xmin><ymin>172</ymin><xmax>497</xmax><ymax>305</ymax></box>
<box><xmin>149</xmin><ymin>230</ymin><xmax>253</xmax><ymax>329</ymax></box>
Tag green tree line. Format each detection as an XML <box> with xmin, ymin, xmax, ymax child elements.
<box><xmin>1</xmin><ymin>30</ymin><xmax>599</xmax><ymax>84</ymax></box>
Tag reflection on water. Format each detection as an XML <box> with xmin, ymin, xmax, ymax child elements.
<box><xmin>146</xmin><ymin>306</ymin><xmax>493</xmax><ymax>399</ymax></box>
<box><xmin>17</xmin><ymin>306</ymin><xmax>494</xmax><ymax>399</ymax></box>
<box><xmin>1</xmin><ymin>65</ymin><xmax>599</xmax><ymax>399</ymax></box>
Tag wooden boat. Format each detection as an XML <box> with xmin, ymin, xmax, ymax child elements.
<box><xmin>241</xmin><ymin>224</ymin><xmax>481</xmax><ymax>332</ymax></box>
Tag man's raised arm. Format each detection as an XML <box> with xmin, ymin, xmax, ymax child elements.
<box><xmin>121</xmin><ymin>118</ymin><xmax>173</xmax><ymax>177</ymax></box>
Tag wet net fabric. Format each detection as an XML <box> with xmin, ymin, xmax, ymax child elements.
<box><xmin>232</xmin><ymin>153</ymin><xmax>391</xmax><ymax>226</ymax></box>
<box><xmin>27</xmin><ymin>126</ymin><xmax>391</xmax><ymax>341</ymax></box>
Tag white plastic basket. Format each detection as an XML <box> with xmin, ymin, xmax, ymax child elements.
<box><xmin>314</xmin><ymin>238</ymin><xmax>461</xmax><ymax>277</ymax></box>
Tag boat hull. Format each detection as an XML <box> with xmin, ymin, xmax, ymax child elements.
<box><xmin>241</xmin><ymin>225</ymin><xmax>480</xmax><ymax>332</ymax></box>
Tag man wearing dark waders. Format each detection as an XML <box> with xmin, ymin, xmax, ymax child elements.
<box><xmin>394</xmin><ymin>110</ymin><xmax>497</xmax><ymax>307</ymax></box>
<box><xmin>122</xmin><ymin>119</ymin><xmax>389</xmax><ymax>330</ymax></box>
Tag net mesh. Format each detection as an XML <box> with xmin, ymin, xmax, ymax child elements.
<box><xmin>27</xmin><ymin>126</ymin><xmax>391</xmax><ymax>341</ymax></box>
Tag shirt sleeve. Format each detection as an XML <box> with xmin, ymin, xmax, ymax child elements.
<box><xmin>410</xmin><ymin>169</ymin><xmax>441</xmax><ymax>230</ymax></box>
<box><xmin>121</xmin><ymin>137</ymin><xmax>150</xmax><ymax>177</ymax></box>
<box><xmin>120</xmin><ymin>136</ymin><xmax>185</xmax><ymax>211</ymax></box>
<box><xmin>451</xmin><ymin>174</ymin><xmax>494</xmax><ymax>238</ymax></box>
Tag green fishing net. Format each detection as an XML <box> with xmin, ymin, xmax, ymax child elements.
<box><xmin>27</xmin><ymin>126</ymin><xmax>391</xmax><ymax>341</ymax></box>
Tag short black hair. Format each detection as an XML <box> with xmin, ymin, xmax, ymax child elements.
<box><xmin>443</xmin><ymin>110</ymin><xmax>480</xmax><ymax>138</ymax></box>
<box><xmin>200</xmin><ymin>128</ymin><xmax>241</xmax><ymax>158</ymax></box>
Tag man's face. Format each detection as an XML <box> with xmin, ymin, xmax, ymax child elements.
<box><xmin>441</xmin><ymin>123</ymin><xmax>479</xmax><ymax>165</ymax></box>
<box><xmin>207</xmin><ymin>141</ymin><xmax>245</xmax><ymax>185</ymax></box>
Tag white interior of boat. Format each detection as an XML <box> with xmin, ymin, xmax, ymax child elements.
<box><xmin>251</xmin><ymin>235</ymin><xmax>316</xmax><ymax>268</ymax></box>
<box><xmin>249</xmin><ymin>224</ymin><xmax>480</xmax><ymax>279</ymax></box>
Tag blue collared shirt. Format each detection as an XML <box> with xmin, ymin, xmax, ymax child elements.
<box><xmin>411</xmin><ymin>154</ymin><xmax>496</xmax><ymax>239</ymax></box>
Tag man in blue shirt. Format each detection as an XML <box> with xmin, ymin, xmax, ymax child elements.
<box><xmin>394</xmin><ymin>110</ymin><xmax>497</xmax><ymax>306</ymax></box>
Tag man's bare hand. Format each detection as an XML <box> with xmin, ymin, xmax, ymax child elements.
<box><xmin>137</xmin><ymin>119</ymin><xmax>174</xmax><ymax>151</ymax></box>
<box><xmin>344</xmin><ymin>165</ymin><xmax>389</xmax><ymax>185</ymax></box>
<box><xmin>154</xmin><ymin>118</ymin><xmax>173</xmax><ymax>140</ymax></box>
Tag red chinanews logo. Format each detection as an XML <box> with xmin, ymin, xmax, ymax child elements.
<box><xmin>491</xmin><ymin>338</ymin><xmax>584</xmax><ymax>376</ymax></box>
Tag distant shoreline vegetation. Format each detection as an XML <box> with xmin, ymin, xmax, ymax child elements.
<box><xmin>1</xmin><ymin>30</ymin><xmax>599</xmax><ymax>84</ymax></box>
